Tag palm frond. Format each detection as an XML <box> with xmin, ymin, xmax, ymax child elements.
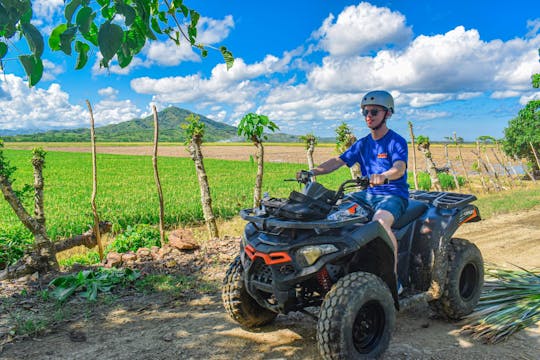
<box><xmin>460</xmin><ymin>264</ymin><xmax>540</xmax><ymax>344</ymax></box>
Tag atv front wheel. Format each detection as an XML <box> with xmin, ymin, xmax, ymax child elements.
<box><xmin>429</xmin><ymin>238</ymin><xmax>484</xmax><ymax>320</ymax></box>
<box><xmin>317</xmin><ymin>272</ymin><xmax>395</xmax><ymax>360</ymax></box>
<box><xmin>222</xmin><ymin>256</ymin><xmax>277</xmax><ymax>328</ymax></box>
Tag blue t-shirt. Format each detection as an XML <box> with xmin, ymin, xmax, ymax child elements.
<box><xmin>339</xmin><ymin>129</ymin><xmax>409</xmax><ymax>199</ymax></box>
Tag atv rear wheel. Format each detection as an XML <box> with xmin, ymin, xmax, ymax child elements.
<box><xmin>429</xmin><ymin>238</ymin><xmax>484</xmax><ymax>320</ymax></box>
<box><xmin>222</xmin><ymin>256</ymin><xmax>277</xmax><ymax>328</ymax></box>
<box><xmin>317</xmin><ymin>272</ymin><xmax>395</xmax><ymax>360</ymax></box>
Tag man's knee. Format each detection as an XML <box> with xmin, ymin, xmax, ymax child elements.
<box><xmin>373</xmin><ymin>210</ymin><xmax>395</xmax><ymax>228</ymax></box>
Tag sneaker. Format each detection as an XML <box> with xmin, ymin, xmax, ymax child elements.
<box><xmin>397</xmin><ymin>281</ymin><xmax>404</xmax><ymax>295</ymax></box>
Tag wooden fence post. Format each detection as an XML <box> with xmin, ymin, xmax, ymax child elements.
<box><xmin>86</xmin><ymin>100</ymin><xmax>104</xmax><ymax>261</ymax></box>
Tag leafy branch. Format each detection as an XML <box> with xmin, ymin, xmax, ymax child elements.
<box><xmin>0</xmin><ymin>0</ymin><xmax>234</xmax><ymax>86</ymax></box>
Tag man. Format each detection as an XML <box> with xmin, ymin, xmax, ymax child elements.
<box><xmin>300</xmin><ymin>90</ymin><xmax>408</xmax><ymax>293</ymax></box>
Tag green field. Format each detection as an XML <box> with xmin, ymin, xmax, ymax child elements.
<box><xmin>2</xmin><ymin>148</ymin><xmax>539</xmax><ymax>245</ymax></box>
<box><xmin>0</xmin><ymin>149</ymin><xmax>349</xmax><ymax>242</ymax></box>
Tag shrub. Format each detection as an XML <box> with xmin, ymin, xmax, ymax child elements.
<box><xmin>415</xmin><ymin>172</ymin><xmax>466</xmax><ymax>191</ymax></box>
<box><xmin>0</xmin><ymin>224</ymin><xmax>33</xmax><ymax>269</ymax></box>
<box><xmin>107</xmin><ymin>224</ymin><xmax>161</xmax><ymax>253</ymax></box>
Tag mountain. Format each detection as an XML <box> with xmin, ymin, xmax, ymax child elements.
<box><xmin>1</xmin><ymin>107</ymin><xmax>302</xmax><ymax>143</ymax></box>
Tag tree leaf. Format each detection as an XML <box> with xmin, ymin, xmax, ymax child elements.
<box><xmin>76</xmin><ymin>6</ymin><xmax>95</xmax><ymax>34</ymax></box>
<box><xmin>0</xmin><ymin>42</ymin><xmax>7</xmax><ymax>59</ymax></box>
<box><xmin>98</xmin><ymin>21</ymin><xmax>123</xmax><ymax>65</ymax></box>
<box><xmin>220</xmin><ymin>46</ymin><xmax>234</xmax><ymax>70</ymax></box>
<box><xmin>82</xmin><ymin>22</ymin><xmax>99</xmax><ymax>46</ymax></box>
<box><xmin>65</xmin><ymin>0</ymin><xmax>83</xmax><ymax>24</ymax></box>
<box><xmin>21</xmin><ymin>23</ymin><xmax>44</xmax><ymax>57</ymax></box>
<box><xmin>115</xmin><ymin>1</ymin><xmax>137</xmax><ymax>26</ymax></box>
<box><xmin>117</xmin><ymin>42</ymin><xmax>133</xmax><ymax>68</ymax></box>
<box><xmin>59</xmin><ymin>26</ymin><xmax>78</xmax><ymax>55</ymax></box>
<box><xmin>18</xmin><ymin>54</ymin><xmax>43</xmax><ymax>87</ymax></box>
<box><xmin>49</xmin><ymin>24</ymin><xmax>68</xmax><ymax>50</ymax></box>
<box><xmin>74</xmin><ymin>40</ymin><xmax>90</xmax><ymax>69</ymax></box>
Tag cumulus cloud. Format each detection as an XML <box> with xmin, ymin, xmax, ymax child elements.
<box><xmin>0</xmin><ymin>75</ymin><xmax>142</xmax><ymax>130</ymax></box>
<box><xmin>313</xmin><ymin>2</ymin><xmax>412</xmax><ymax>56</ymax></box>
<box><xmin>91</xmin><ymin>99</ymin><xmax>142</xmax><ymax>126</ymax></box>
<box><xmin>98</xmin><ymin>87</ymin><xmax>119</xmax><ymax>98</ymax></box>
<box><xmin>308</xmin><ymin>26</ymin><xmax>540</xmax><ymax>96</ymax></box>
<box><xmin>0</xmin><ymin>75</ymin><xmax>85</xmax><ymax>130</ymax></box>
<box><xmin>130</xmin><ymin>54</ymin><xmax>294</xmax><ymax>111</ymax></box>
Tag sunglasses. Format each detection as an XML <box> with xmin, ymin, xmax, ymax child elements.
<box><xmin>362</xmin><ymin>109</ymin><xmax>384</xmax><ymax>117</ymax></box>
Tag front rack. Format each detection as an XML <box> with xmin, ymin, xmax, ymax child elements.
<box><xmin>409</xmin><ymin>190</ymin><xmax>477</xmax><ymax>209</ymax></box>
<box><xmin>240</xmin><ymin>209</ymin><xmax>367</xmax><ymax>229</ymax></box>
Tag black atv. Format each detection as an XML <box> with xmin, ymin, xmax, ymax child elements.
<box><xmin>222</xmin><ymin>172</ymin><xmax>484</xmax><ymax>359</ymax></box>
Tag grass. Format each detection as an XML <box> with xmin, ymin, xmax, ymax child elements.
<box><xmin>1</xmin><ymin>148</ymin><xmax>539</xmax><ymax>267</ymax></box>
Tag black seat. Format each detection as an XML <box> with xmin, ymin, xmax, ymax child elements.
<box><xmin>392</xmin><ymin>199</ymin><xmax>428</xmax><ymax>229</ymax></box>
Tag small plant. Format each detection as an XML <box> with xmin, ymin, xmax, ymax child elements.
<box><xmin>48</xmin><ymin>267</ymin><xmax>141</xmax><ymax>302</ymax></box>
<box><xmin>0</xmin><ymin>224</ymin><xmax>33</xmax><ymax>269</ymax></box>
<box><xmin>461</xmin><ymin>266</ymin><xmax>540</xmax><ymax>343</ymax></box>
<box><xmin>415</xmin><ymin>172</ymin><xmax>465</xmax><ymax>191</ymax></box>
<box><xmin>108</xmin><ymin>224</ymin><xmax>161</xmax><ymax>253</ymax></box>
<box><xmin>59</xmin><ymin>250</ymin><xmax>101</xmax><ymax>267</ymax></box>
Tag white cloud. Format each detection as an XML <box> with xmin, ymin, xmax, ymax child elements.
<box><xmin>313</xmin><ymin>2</ymin><xmax>412</xmax><ymax>56</ymax></box>
<box><xmin>130</xmin><ymin>55</ymin><xmax>293</xmax><ymax>110</ymax></box>
<box><xmin>197</xmin><ymin>15</ymin><xmax>235</xmax><ymax>44</ymax></box>
<box><xmin>519</xmin><ymin>91</ymin><xmax>540</xmax><ymax>105</ymax></box>
<box><xmin>491</xmin><ymin>90</ymin><xmax>521</xmax><ymax>99</ymax></box>
<box><xmin>92</xmin><ymin>99</ymin><xmax>142</xmax><ymax>126</ymax></box>
<box><xmin>308</xmin><ymin>26</ymin><xmax>540</xmax><ymax>98</ymax></box>
<box><xmin>526</xmin><ymin>18</ymin><xmax>540</xmax><ymax>38</ymax></box>
<box><xmin>0</xmin><ymin>75</ymin><xmax>142</xmax><ymax>130</ymax></box>
<box><xmin>41</xmin><ymin>59</ymin><xmax>64</xmax><ymax>81</ymax></box>
<box><xmin>0</xmin><ymin>75</ymin><xmax>85</xmax><ymax>130</ymax></box>
<box><xmin>98</xmin><ymin>87</ymin><xmax>119</xmax><ymax>98</ymax></box>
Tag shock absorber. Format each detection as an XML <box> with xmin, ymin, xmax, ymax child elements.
<box><xmin>316</xmin><ymin>266</ymin><xmax>332</xmax><ymax>294</ymax></box>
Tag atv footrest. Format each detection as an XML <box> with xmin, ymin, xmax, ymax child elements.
<box><xmin>409</xmin><ymin>191</ymin><xmax>477</xmax><ymax>209</ymax></box>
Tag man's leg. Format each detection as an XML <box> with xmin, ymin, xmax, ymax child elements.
<box><xmin>373</xmin><ymin>210</ymin><xmax>397</xmax><ymax>273</ymax></box>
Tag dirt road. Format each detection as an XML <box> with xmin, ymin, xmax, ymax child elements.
<box><xmin>1</xmin><ymin>208</ymin><xmax>539</xmax><ymax>360</ymax></box>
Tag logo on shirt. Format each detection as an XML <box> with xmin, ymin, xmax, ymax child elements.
<box><xmin>377</xmin><ymin>153</ymin><xmax>388</xmax><ymax>159</ymax></box>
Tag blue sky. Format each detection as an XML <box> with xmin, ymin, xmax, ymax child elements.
<box><xmin>1</xmin><ymin>0</ymin><xmax>539</xmax><ymax>141</ymax></box>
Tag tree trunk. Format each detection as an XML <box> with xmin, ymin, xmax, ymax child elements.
<box><xmin>188</xmin><ymin>136</ymin><xmax>219</xmax><ymax>239</ymax></box>
<box><xmin>530</xmin><ymin>141</ymin><xmax>540</xmax><ymax>176</ymax></box>
<box><xmin>306</xmin><ymin>139</ymin><xmax>315</xmax><ymax>170</ymax></box>
<box><xmin>152</xmin><ymin>105</ymin><xmax>166</xmax><ymax>247</ymax></box>
<box><xmin>254</xmin><ymin>140</ymin><xmax>264</xmax><ymax>207</ymax></box>
<box><xmin>408</xmin><ymin>122</ymin><xmax>419</xmax><ymax>190</ymax></box>
<box><xmin>417</xmin><ymin>143</ymin><xmax>442</xmax><ymax>191</ymax></box>
<box><xmin>86</xmin><ymin>100</ymin><xmax>104</xmax><ymax>260</ymax></box>
<box><xmin>444</xmin><ymin>144</ymin><xmax>460</xmax><ymax>191</ymax></box>
<box><xmin>454</xmin><ymin>132</ymin><xmax>472</xmax><ymax>191</ymax></box>
<box><xmin>0</xmin><ymin>149</ymin><xmax>59</xmax><ymax>279</ymax></box>
<box><xmin>54</xmin><ymin>221</ymin><xmax>112</xmax><ymax>252</ymax></box>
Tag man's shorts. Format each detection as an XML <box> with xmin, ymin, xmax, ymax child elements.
<box><xmin>346</xmin><ymin>191</ymin><xmax>408</xmax><ymax>223</ymax></box>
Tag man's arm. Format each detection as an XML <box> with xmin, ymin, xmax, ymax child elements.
<box><xmin>371</xmin><ymin>160</ymin><xmax>407</xmax><ymax>185</ymax></box>
<box><xmin>295</xmin><ymin>157</ymin><xmax>347</xmax><ymax>180</ymax></box>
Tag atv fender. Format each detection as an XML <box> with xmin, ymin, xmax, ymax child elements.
<box><xmin>346</xmin><ymin>221</ymin><xmax>399</xmax><ymax>309</ymax></box>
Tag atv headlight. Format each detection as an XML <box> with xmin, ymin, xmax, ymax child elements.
<box><xmin>296</xmin><ymin>244</ymin><xmax>338</xmax><ymax>267</ymax></box>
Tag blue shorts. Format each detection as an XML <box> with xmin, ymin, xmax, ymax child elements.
<box><xmin>346</xmin><ymin>192</ymin><xmax>408</xmax><ymax>223</ymax></box>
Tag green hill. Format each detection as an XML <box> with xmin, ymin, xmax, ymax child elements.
<box><xmin>2</xmin><ymin>107</ymin><xmax>302</xmax><ymax>143</ymax></box>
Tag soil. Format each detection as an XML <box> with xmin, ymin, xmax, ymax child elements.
<box><xmin>4</xmin><ymin>143</ymin><xmax>494</xmax><ymax>173</ymax></box>
<box><xmin>1</xmin><ymin>144</ymin><xmax>539</xmax><ymax>359</ymax></box>
<box><xmin>1</xmin><ymin>208</ymin><xmax>539</xmax><ymax>360</ymax></box>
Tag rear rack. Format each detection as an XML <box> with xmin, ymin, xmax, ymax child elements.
<box><xmin>409</xmin><ymin>190</ymin><xmax>477</xmax><ymax>209</ymax></box>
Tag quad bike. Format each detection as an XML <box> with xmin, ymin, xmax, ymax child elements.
<box><xmin>222</xmin><ymin>172</ymin><xmax>484</xmax><ymax>359</ymax></box>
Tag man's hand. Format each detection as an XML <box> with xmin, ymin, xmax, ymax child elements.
<box><xmin>370</xmin><ymin>173</ymin><xmax>388</xmax><ymax>186</ymax></box>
